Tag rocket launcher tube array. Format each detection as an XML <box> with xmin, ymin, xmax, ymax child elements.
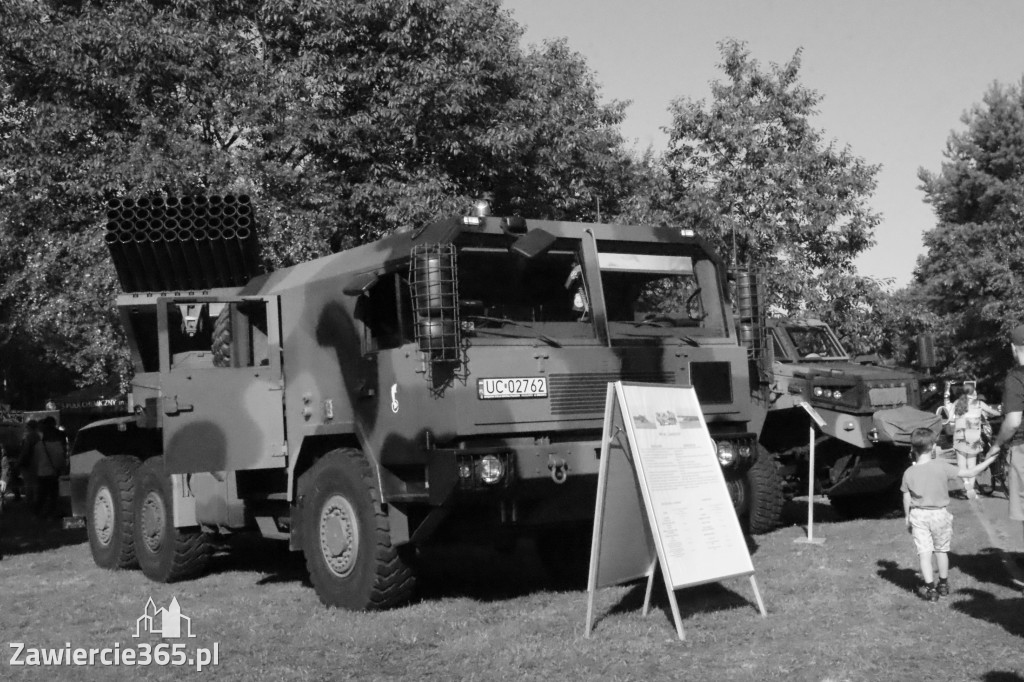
<box><xmin>104</xmin><ymin>194</ymin><xmax>262</xmax><ymax>292</ymax></box>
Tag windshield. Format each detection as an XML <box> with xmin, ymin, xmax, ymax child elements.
<box><xmin>456</xmin><ymin>246</ymin><xmax>581</xmax><ymax>322</ymax></box>
<box><xmin>599</xmin><ymin>251</ymin><xmax>726</xmax><ymax>336</ymax></box>
<box><xmin>453</xmin><ymin>240</ymin><xmax>727</xmax><ymax>342</ymax></box>
<box><xmin>783</xmin><ymin>325</ymin><xmax>847</xmax><ymax>360</ymax></box>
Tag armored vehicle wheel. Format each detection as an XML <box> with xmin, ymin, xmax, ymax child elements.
<box><xmin>86</xmin><ymin>455</ymin><xmax>141</xmax><ymax>569</ymax></box>
<box><xmin>744</xmin><ymin>447</ymin><xmax>784</xmax><ymax>534</ymax></box>
<box><xmin>132</xmin><ymin>457</ymin><xmax>210</xmax><ymax>583</ymax></box>
<box><xmin>301</xmin><ymin>449</ymin><xmax>416</xmax><ymax>610</ymax></box>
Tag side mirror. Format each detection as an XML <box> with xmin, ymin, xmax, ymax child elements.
<box><xmin>510</xmin><ymin>228</ymin><xmax>556</xmax><ymax>259</ymax></box>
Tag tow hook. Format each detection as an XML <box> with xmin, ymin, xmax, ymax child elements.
<box><xmin>548</xmin><ymin>456</ymin><xmax>569</xmax><ymax>484</ymax></box>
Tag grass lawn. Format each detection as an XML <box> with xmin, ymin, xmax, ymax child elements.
<box><xmin>1</xmin><ymin>496</ymin><xmax>1022</xmax><ymax>681</ymax></box>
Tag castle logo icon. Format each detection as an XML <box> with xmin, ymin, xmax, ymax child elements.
<box><xmin>133</xmin><ymin>597</ymin><xmax>196</xmax><ymax>639</ymax></box>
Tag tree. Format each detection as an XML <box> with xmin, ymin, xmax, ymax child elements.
<box><xmin>657</xmin><ymin>39</ymin><xmax>883</xmax><ymax>332</ymax></box>
<box><xmin>0</xmin><ymin>0</ymin><xmax>635</xmax><ymax>398</ymax></box>
<box><xmin>915</xmin><ymin>79</ymin><xmax>1024</xmax><ymax>389</ymax></box>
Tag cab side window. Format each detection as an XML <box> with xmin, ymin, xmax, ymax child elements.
<box><xmin>360</xmin><ymin>273</ymin><xmax>414</xmax><ymax>352</ymax></box>
<box><xmin>771</xmin><ymin>331</ymin><xmax>789</xmax><ymax>362</ymax></box>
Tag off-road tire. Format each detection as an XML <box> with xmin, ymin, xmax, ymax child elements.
<box><xmin>86</xmin><ymin>455</ymin><xmax>141</xmax><ymax>569</ymax></box>
<box><xmin>745</xmin><ymin>447</ymin><xmax>784</xmax><ymax>534</ymax></box>
<box><xmin>301</xmin><ymin>449</ymin><xmax>416</xmax><ymax>610</ymax></box>
<box><xmin>212</xmin><ymin>306</ymin><xmax>232</xmax><ymax>367</ymax></box>
<box><xmin>132</xmin><ymin>457</ymin><xmax>210</xmax><ymax>583</ymax></box>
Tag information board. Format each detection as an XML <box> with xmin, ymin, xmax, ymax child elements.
<box><xmin>586</xmin><ymin>382</ymin><xmax>765</xmax><ymax>640</ymax></box>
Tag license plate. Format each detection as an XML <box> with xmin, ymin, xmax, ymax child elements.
<box><xmin>478</xmin><ymin>377</ymin><xmax>548</xmax><ymax>400</ymax></box>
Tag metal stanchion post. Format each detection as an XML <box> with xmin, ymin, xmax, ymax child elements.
<box><xmin>795</xmin><ymin>402</ymin><xmax>826</xmax><ymax>545</ymax></box>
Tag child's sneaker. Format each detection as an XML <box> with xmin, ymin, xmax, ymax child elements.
<box><xmin>918</xmin><ymin>585</ymin><xmax>940</xmax><ymax>602</ymax></box>
<box><xmin>936</xmin><ymin>580</ymin><xmax>950</xmax><ymax>597</ymax></box>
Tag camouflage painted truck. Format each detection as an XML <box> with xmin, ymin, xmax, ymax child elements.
<box><xmin>69</xmin><ymin>196</ymin><xmax>782</xmax><ymax>609</ymax></box>
<box><xmin>752</xmin><ymin>317</ymin><xmax>942</xmax><ymax>516</ymax></box>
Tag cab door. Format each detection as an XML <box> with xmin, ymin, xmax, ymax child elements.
<box><xmin>158</xmin><ymin>296</ymin><xmax>286</xmax><ymax>474</ymax></box>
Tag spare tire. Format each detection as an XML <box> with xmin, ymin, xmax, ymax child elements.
<box><xmin>212</xmin><ymin>306</ymin><xmax>232</xmax><ymax>367</ymax></box>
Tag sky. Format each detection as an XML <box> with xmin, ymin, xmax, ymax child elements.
<box><xmin>503</xmin><ymin>0</ymin><xmax>1024</xmax><ymax>288</ymax></box>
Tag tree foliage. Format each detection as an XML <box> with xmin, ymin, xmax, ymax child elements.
<box><xmin>655</xmin><ymin>40</ymin><xmax>883</xmax><ymax>337</ymax></box>
<box><xmin>914</xmin><ymin>79</ymin><xmax>1024</xmax><ymax>390</ymax></box>
<box><xmin>0</xmin><ymin>0</ymin><xmax>634</xmax><ymax>399</ymax></box>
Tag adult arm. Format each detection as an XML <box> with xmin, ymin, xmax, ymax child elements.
<box><xmin>987</xmin><ymin>370</ymin><xmax>1024</xmax><ymax>457</ymax></box>
<box><xmin>987</xmin><ymin>410</ymin><xmax>1022</xmax><ymax>457</ymax></box>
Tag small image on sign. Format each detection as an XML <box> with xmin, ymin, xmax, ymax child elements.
<box><xmin>477</xmin><ymin>377</ymin><xmax>548</xmax><ymax>400</ymax></box>
<box><xmin>633</xmin><ymin>414</ymin><xmax>656</xmax><ymax>429</ymax></box>
<box><xmin>655</xmin><ymin>411</ymin><xmax>677</xmax><ymax>426</ymax></box>
<box><xmin>676</xmin><ymin>415</ymin><xmax>702</xmax><ymax>428</ymax></box>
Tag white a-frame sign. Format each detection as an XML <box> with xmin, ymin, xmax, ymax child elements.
<box><xmin>585</xmin><ymin>382</ymin><xmax>767</xmax><ymax>641</ymax></box>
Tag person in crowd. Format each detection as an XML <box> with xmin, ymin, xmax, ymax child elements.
<box><xmin>902</xmin><ymin>427</ymin><xmax>1000</xmax><ymax>602</ymax></box>
<box><xmin>32</xmin><ymin>416</ymin><xmax>67</xmax><ymax>519</ymax></box>
<box><xmin>17</xmin><ymin>419</ymin><xmax>40</xmax><ymax>511</ymax></box>
<box><xmin>984</xmin><ymin>324</ymin><xmax>1024</xmax><ymax>571</ymax></box>
<box><xmin>952</xmin><ymin>383</ymin><xmax>1001</xmax><ymax>498</ymax></box>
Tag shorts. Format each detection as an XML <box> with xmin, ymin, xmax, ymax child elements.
<box><xmin>909</xmin><ymin>507</ymin><xmax>953</xmax><ymax>555</ymax></box>
<box><xmin>1009</xmin><ymin>444</ymin><xmax>1024</xmax><ymax>522</ymax></box>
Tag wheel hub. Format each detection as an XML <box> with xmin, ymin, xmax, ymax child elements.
<box><xmin>92</xmin><ymin>487</ymin><xmax>115</xmax><ymax>546</ymax></box>
<box><xmin>141</xmin><ymin>490</ymin><xmax>166</xmax><ymax>553</ymax></box>
<box><xmin>319</xmin><ymin>494</ymin><xmax>358</xmax><ymax>578</ymax></box>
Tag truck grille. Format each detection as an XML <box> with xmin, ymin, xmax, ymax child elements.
<box><xmin>868</xmin><ymin>386</ymin><xmax>908</xmax><ymax>407</ymax></box>
<box><xmin>548</xmin><ymin>372</ymin><xmax>675</xmax><ymax>415</ymax></box>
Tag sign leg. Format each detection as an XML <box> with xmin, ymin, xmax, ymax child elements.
<box><xmin>749</xmin><ymin>576</ymin><xmax>767</xmax><ymax>618</ymax></box>
<box><xmin>663</xmin><ymin>566</ymin><xmax>685</xmax><ymax>641</ymax></box>
<box><xmin>642</xmin><ymin>557</ymin><xmax>657</xmax><ymax>616</ymax></box>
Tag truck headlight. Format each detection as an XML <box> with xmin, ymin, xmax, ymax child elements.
<box><xmin>477</xmin><ymin>455</ymin><xmax>504</xmax><ymax>485</ymax></box>
<box><xmin>715</xmin><ymin>440</ymin><xmax>735</xmax><ymax>466</ymax></box>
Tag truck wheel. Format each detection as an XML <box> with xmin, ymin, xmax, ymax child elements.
<box><xmin>132</xmin><ymin>457</ymin><xmax>210</xmax><ymax>583</ymax></box>
<box><xmin>745</xmin><ymin>448</ymin><xmax>784</xmax><ymax>534</ymax></box>
<box><xmin>86</xmin><ymin>455</ymin><xmax>141</xmax><ymax>569</ymax></box>
<box><xmin>301</xmin><ymin>449</ymin><xmax>416</xmax><ymax>610</ymax></box>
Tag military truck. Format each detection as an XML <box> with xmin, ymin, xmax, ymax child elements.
<box><xmin>69</xmin><ymin>195</ymin><xmax>782</xmax><ymax>609</ymax></box>
<box><xmin>754</xmin><ymin>318</ymin><xmax>942</xmax><ymax>516</ymax></box>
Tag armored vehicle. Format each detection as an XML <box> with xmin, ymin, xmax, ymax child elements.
<box><xmin>755</xmin><ymin>318</ymin><xmax>942</xmax><ymax>516</ymax></box>
<box><xmin>69</xmin><ymin>196</ymin><xmax>782</xmax><ymax>609</ymax></box>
